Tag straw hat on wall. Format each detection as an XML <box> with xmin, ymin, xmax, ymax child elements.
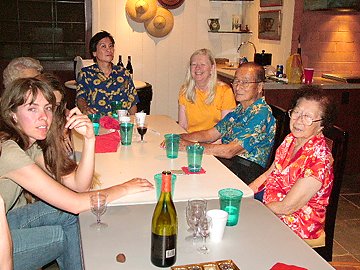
<box><xmin>126</xmin><ymin>0</ymin><xmax>157</xmax><ymax>23</ymax></box>
<box><xmin>144</xmin><ymin>7</ymin><xmax>174</xmax><ymax>38</ymax></box>
<box><xmin>158</xmin><ymin>0</ymin><xmax>185</xmax><ymax>9</ymax></box>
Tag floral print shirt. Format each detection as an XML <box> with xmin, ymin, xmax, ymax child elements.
<box><xmin>215</xmin><ymin>97</ymin><xmax>276</xmax><ymax>167</ymax></box>
<box><xmin>264</xmin><ymin>133</ymin><xmax>334</xmax><ymax>239</ymax></box>
<box><xmin>76</xmin><ymin>63</ymin><xmax>139</xmax><ymax>115</ymax></box>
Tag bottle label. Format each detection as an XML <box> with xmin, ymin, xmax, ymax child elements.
<box><xmin>151</xmin><ymin>233</ymin><xmax>177</xmax><ymax>266</ymax></box>
<box><xmin>166</xmin><ymin>248</ymin><xmax>176</xmax><ymax>258</ymax></box>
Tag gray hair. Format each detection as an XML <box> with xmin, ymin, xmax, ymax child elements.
<box><xmin>3</xmin><ymin>57</ymin><xmax>43</xmax><ymax>89</ymax></box>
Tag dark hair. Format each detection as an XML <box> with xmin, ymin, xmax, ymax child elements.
<box><xmin>0</xmin><ymin>77</ymin><xmax>76</xmax><ymax>182</ymax></box>
<box><xmin>0</xmin><ymin>78</ymin><xmax>56</xmax><ymax>149</ymax></box>
<box><xmin>89</xmin><ymin>31</ymin><xmax>115</xmax><ymax>62</ymax></box>
<box><xmin>36</xmin><ymin>73</ymin><xmax>66</xmax><ymax>112</ymax></box>
<box><xmin>238</xmin><ymin>62</ymin><xmax>265</xmax><ymax>82</ymax></box>
<box><xmin>35</xmin><ymin>73</ymin><xmax>77</xmax><ymax>181</ymax></box>
<box><xmin>290</xmin><ymin>84</ymin><xmax>336</xmax><ymax>132</ymax></box>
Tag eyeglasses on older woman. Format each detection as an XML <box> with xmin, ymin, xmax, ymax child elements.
<box><xmin>288</xmin><ymin>109</ymin><xmax>323</xmax><ymax>126</ymax></box>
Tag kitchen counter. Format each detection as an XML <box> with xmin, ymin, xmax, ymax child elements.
<box><xmin>217</xmin><ymin>66</ymin><xmax>360</xmax><ymax>90</ymax></box>
<box><xmin>217</xmin><ymin>65</ymin><xmax>360</xmax><ymax>175</ymax></box>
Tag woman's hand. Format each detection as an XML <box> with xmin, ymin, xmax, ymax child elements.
<box><xmin>65</xmin><ymin>107</ymin><xmax>95</xmax><ymax>140</ymax></box>
<box><xmin>120</xmin><ymin>178</ymin><xmax>154</xmax><ymax>195</ymax></box>
<box><xmin>82</xmin><ymin>106</ymin><xmax>97</xmax><ymax>115</ymax></box>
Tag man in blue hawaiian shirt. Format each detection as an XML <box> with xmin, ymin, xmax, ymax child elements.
<box><xmin>180</xmin><ymin>62</ymin><xmax>276</xmax><ymax>184</ymax></box>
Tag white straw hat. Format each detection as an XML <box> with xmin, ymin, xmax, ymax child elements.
<box><xmin>144</xmin><ymin>7</ymin><xmax>174</xmax><ymax>38</ymax></box>
<box><xmin>126</xmin><ymin>0</ymin><xmax>157</xmax><ymax>23</ymax></box>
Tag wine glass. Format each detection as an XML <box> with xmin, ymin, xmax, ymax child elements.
<box><xmin>197</xmin><ymin>216</ymin><xmax>212</xmax><ymax>254</ymax></box>
<box><xmin>90</xmin><ymin>192</ymin><xmax>108</xmax><ymax>230</ymax></box>
<box><xmin>135</xmin><ymin>117</ymin><xmax>147</xmax><ymax>143</ymax></box>
<box><xmin>186</xmin><ymin>206</ymin><xmax>201</xmax><ymax>242</ymax></box>
<box><xmin>185</xmin><ymin>199</ymin><xmax>207</xmax><ymax>241</ymax></box>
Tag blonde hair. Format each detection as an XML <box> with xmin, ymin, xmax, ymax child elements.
<box><xmin>3</xmin><ymin>57</ymin><xmax>43</xmax><ymax>89</ymax></box>
<box><xmin>180</xmin><ymin>48</ymin><xmax>217</xmax><ymax>105</ymax></box>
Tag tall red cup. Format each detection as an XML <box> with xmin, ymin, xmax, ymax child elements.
<box><xmin>304</xmin><ymin>68</ymin><xmax>314</xmax><ymax>84</ymax></box>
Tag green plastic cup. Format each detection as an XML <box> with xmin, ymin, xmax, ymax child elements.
<box><xmin>164</xmin><ymin>134</ymin><xmax>180</xmax><ymax>159</ymax></box>
<box><xmin>120</xmin><ymin>122</ymin><xmax>134</xmax><ymax>145</ymax></box>
<box><xmin>92</xmin><ymin>123</ymin><xmax>100</xmax><ymax>136</ymax></box>
<box><xmin>218</xmin><ymin>188</ymin><xmax>243</xmax><ymax>226</ymax></box>
<box><xmin>88</xmin><ymin>113</ymin><xmax>100</xmax><ymax>123</ymax></box>
<box><xmin>110</xmin><ymin>101</ymin><xmax>123</xmax><ymax>118</ymax></box>
<box><xmin>154</xmin><ymin>173</ymin><xmax>177</xmax><ymax>200</ymax></box>
<box><xmin>186</xmin><ymin>144</ymin><xmax>204</xmax><ymax>172</ymax></box>
<box><xmin>88</xmin><ymin>114</ymin><xmax>100</xmax><ymax>136</ymax></box>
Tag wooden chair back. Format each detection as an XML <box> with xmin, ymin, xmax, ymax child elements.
<box><xmin>314</xmin><ymin>125</ymin><xmax>348</xmax><ymax>261</ymax></box>
<box><xmin>266</xmin><ymin>104</ymin><xmax>290</xmax><ymax>168</ymax></box>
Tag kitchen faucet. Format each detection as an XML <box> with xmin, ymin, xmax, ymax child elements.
<box><xmin>237</xmin><ymin>41</ymin><xmax>256</xmax><ymax>59</ymax></box>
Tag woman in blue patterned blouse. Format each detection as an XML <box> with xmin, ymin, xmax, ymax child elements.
<box><xmin>76</xmin><ymin>31</ymin><xmax>139</xmax><ymax>116</ymax></box>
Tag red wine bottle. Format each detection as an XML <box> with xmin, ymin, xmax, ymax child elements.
<box><xmin>126</xmin><ymin>56</ymin><xmax>133</xmax><ymax>78</ymax></box>
<box><xmin>117</xmin><ymin>55</ymin><xmax>124</xmax><ymax>67</ymax></box>
<box><xmin>150</xmin><ymin>171</ymin><xmax>177</xmax><ymax>267</ymax></box>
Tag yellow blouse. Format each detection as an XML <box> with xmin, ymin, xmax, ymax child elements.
<box><xmin>179</xmin><ymin>82</ymin><xmax>236</xmax><ymax>133</ymax></box>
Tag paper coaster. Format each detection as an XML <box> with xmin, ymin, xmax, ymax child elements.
<box><xmin>181</xmin><ymin>166</ymin><xmax>206</xmax><ymax>175</ymax></box>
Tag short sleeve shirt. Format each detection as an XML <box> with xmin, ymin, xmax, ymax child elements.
<box><xmin>178</xmin><ymin>82</ymin><xmax>236</xmax><ymax>133</ymax></box>
<box><xmin>76</xmin><ymin>63</ymin><xmax>139</xmax><ymax>115</ymax></box>
<box><xmin>0</xmin><ymin>140</ymin><xmax>43</xmax><ymax>212</ymax></box>
<box><xmin>215</xmin><ymin>97</ymin><xmax>276</xmax><ymax>168</ymax></box>
<box><xmin>264</xmin><ymin>133</ymin><xmax>334</xmax><ymax>239</ymax></box>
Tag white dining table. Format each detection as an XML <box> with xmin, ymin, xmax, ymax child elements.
<box><xmin>72</xmin><ymin>115</ymin><xmax>254</xmax><ymax>206</ymax></box>
<box><xmin>79</xmin><ymin>198</ymin><xmax>334</xmax><ymax>270</ymax></box>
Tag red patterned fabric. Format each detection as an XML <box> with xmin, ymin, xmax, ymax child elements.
<box><xmin>99</xmin><ymin>116</ymin><xmax>120</xmax><ymax>130</ymax></box>
<box><xmin>264</xmin><ymin>133</ymin><xmax>334</xmax><ymax>239</ymax></box>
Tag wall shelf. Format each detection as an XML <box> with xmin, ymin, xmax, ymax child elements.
<box><xmin>208</xmin><ymin>30</ymin><xmax>252</xmax><ymax>34</ymax></box>
<box><xmin>210</xmin><ymin>0</ymin><xmax>253</xmax><ymax>2</ymax></box>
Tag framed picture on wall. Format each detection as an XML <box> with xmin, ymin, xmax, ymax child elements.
<box><xmin>260</xmin><ymin>0</ymin><xmax>282</xmax><ymax>7</ymax></box>
<box><xmin>258</xmin><ymin>10</ymin><xmax>281</xmax><ymax>40</ymax></box>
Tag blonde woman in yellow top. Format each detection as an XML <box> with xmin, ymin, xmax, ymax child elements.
<box><xmin>178</xmin><ymin>49</ymin><xmax>236</xmax><ymax>133</ymax></box>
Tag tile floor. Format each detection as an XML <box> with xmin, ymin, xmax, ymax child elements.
<box><xmin>332</xmin><ymin>173</ymin><xmax>360</xmax><ymax>263</ymax></box>
<box><xmin>44</xmin><ymin>174</ymin><xmax>360</xmax><ymax>269</ymax></box>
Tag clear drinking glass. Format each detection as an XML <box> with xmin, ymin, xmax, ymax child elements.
<box><xmin>197</xmin><ymin>216</ymin><xmax>212</xmax><ymax>254</ymax></box>
<box><xmin>185</xmin><ymin>198</ymin><xmax>207</xmax><ymax>241</ymax></box>
<box><xmin>90</xmin><ymin>192</ymin><xmax>108</xmax><ymax>230</ymax></box>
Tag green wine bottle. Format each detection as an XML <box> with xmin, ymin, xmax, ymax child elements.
<box><xmin>151</xmin><ymin>171</ymin><xmax>178</xmax><ymax>267</ymax></box>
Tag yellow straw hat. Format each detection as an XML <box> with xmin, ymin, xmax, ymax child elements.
<box><xmin>125</xmin><ymin>0</ymin><xmax>157</xmax><ymax>23</ymax></box>
<box><xmin>158</xmin><ymin>0</ymin><xmax>185</xmax><ymax>9</ymax></box>
<box><xmin>144</xmin><ymin>7</ymin><xmax>174</xmax><ymax>38</ymax></box>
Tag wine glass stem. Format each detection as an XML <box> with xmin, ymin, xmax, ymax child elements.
<box><xmin>202</xmin><ymin>236</ymin><xmax>206</xmax><ymax>250</ymax></box>
<box><xmin>97</xmin><ymin>214</ymin><xmax>101</xmax><ymax>224</ymax></box>
<box><xmin>193</xmin><ymin>225</ymin><xmax>198</xmax><ymax>239</ymax></box>
<box><xmin>141</xmin><ymin>135</ymin><xmax>143</xmax><ymax>141</ymax></box>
